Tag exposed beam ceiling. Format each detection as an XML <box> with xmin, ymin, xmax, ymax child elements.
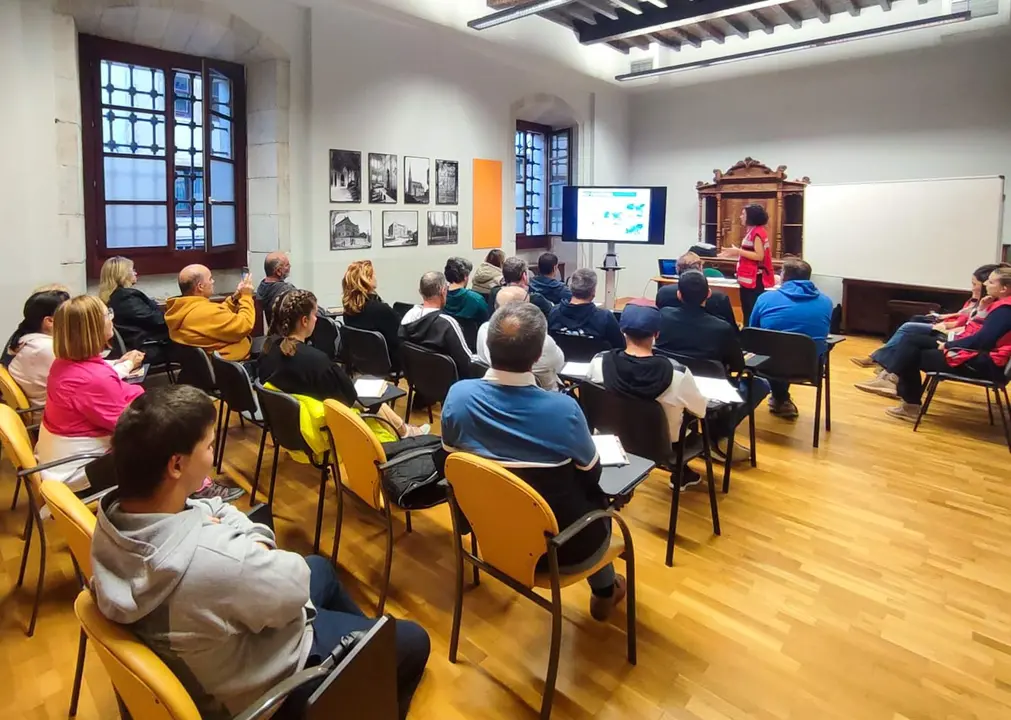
<box><xmin>780</xmin><ymin>5</ymin><xmax>802</xmax><ymax>28</ymax></box>
<box><xmin>609</xmin><ymin>0</ymin><xmax>645</xmax><ymax>14</ymax></box>
<box><xmin>566</xmin><ymin>4</ymin><xmax>599</xmax><ymax>24</ymax></box>
<box><xmin>642</xmin><ymin>0</ymin><xmax>669</xmax><ymax>6</ymax></box>
<box><xmin>841</xmin><ymin>0</ymin><xmax>861</xmax><ymax>16</ymax></box>
<box><xmin>750</xmin><ymin>9</ymin><xmax>775</xmax><ymax>34</ymax></box>
<box><xmin>877</xmin><ymin>0</ymin><xmax>892</xmax><ymax>9</ymax></box>
<box><xmin>724</xmin><ymin>17</ymin><xmax>750</xmax><ymax>38</ymax></box>
<box><xmin>699</xmin><ymin>21</ymin><xmax>726</xmax><ymax>43</ymax></box>
<box><xmin>669</xmin><ymin>27</ymin><xmax>702</xmax><ymax>48</ymax></box>
<box><xmin>576</xmin><ymin>0</ymin><xmax>619</xmax><ymax>21</ymax></box>
<box><xmin>468</xmin><ymin>0</ymin><xmax>574</xmax><ymax>30</ymax></box>
<box><xmin>812</xmin><ymin>0</ymin><xmax>830</xmax><ymax>23</ymax></box>
<box><xmin>575</xmin><ymin>0</ymin><xmax>794</xmax><ymax>44</ymax></box>
<box><xmin>645</xmin><ymin>31</ymin><xmax>680</xmax><ymax>49</ymax></box>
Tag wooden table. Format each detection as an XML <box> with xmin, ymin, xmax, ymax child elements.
<box><xmin>651</xmin><ymin>276</ymin><xmax>745</xmax><ymax>324</ymax></box>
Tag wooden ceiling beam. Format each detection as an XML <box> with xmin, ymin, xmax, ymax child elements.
<box><xmin>576</xmin><ymin>0</ymin><xmax>619</xmax><ymax>21</ymax></box>
<box><xmin>609</xmin><ymin>0</ymin><xmax>645</xmax><ymax>14</ymax></box>
<box><xmin>811</xmin><ymin>0</ymin><xmax>830</xmax><ymax>23</ymax></box>
<box><xmin>750</xmin><ymin>9</ymin><xmax>775</xmax><ymax>34</ymax></box>
<box><xmin>699</xmin><ymin>21</ymin><xmax>726</xmax><ymax>43</ymax></box>
<box><xmin>877</xmin><ymin>0</ymin><xmax>892</xmax><ymax>10</ymax></box>
<box><xmin>577</xmin><ymin>0</ymin><xmax>780</xmax><ymax>44</ymax></box>
<box><xmin>645</xmin><ymin>32</ymin><xmax>681</xmax><ymax>49</ymax></box>
<box><xmin>841</xmin><ymin>0</ymin><xmax>861</xmax><ymax>16</ymax></box>
<box><xmin>566</xmin><ymin>4</ymin><xmax>599</xmax><ymax>24</ymax></box>
<box><xmin>780</xmin><ymin>5</ymin><xmax>802</xmax><ymax>28</ymax></box>
<box><xmin>724</xmin><ymin>17</ymin><xmax>750</xmax><ymax>38</ymax></box>
<box><xmin>670</xmin><ymin>27</ymin><xmax>702</xmax><ymax>47</ymax></box>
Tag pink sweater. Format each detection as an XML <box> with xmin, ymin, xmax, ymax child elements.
<box><xmin>42</xmin><ymin>357</ymin><xmax>145</xmax><ymax>438</ymax></box>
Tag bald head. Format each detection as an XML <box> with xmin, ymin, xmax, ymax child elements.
<box><xmin>496</xmin><ymin>285</ymin><xmax>528</xmax><ymax>308</ymax></box>
<box><xmin>264</xmin><ymin>252</ymin><xmax>290</xmax><ymax>280</ymax></box>
<box><xmin>179</xmin><ymin>264</ymin><xmax>212</xmax><ymax>297</ymax></box>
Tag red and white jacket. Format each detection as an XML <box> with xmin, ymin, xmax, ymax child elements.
<box><xmin>945</xmin><ymin>295</ymin><xmax>1011</xmax><ymax>368</ymax></box>
<box><xmin>736</xmin><ymin>226</ymin><xmax>775</xmax><ymax>290</ymax></box>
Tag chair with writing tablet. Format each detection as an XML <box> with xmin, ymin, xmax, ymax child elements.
<box><xmin>578</xmin><ymin>381</ymin><xmax>718</xmax><ymax>567</ymax></box>
<box><xmin>399</xmin><ymin>342</ymin><xmax>458</xmax><ymax>423</ymax></box>
<box><xmin>550</xmin><ymin>332</ymin><xmax>609</xmax><ymax>363</ymax></box>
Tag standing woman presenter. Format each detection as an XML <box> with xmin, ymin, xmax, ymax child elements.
<box><xmin>720</xmin><ymin>204</ymin><xmax>774</xmax><ymax>325</ymax></box>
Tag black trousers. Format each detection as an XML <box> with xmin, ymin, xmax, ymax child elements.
<box><xmin>739</xmin><ymin>274</ymin><xmax>766</xmax><ymax>327</ymax></box>
<box><xmin>887</xmin><ymin>333</ymin><xmax>995</xmax><ymax>403</ymax></box>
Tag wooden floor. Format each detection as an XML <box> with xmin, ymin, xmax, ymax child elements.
<box><xmin>4</xmin><ymin>336</ymin><xmax>1011</xmax><ymax>720</ymax></box>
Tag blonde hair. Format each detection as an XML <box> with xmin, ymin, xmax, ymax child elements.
<box><xmin>993</xmin><ymin>267</ymin><xmax>1011</xmax><ymax>291</ymax></box>
<box><xmin>342</xmin><ymin>260</ymin><xmax>376</xmax><ymax>315</ymax></box>
<box><xmin>53</xmin><ymin>295</ymin><xmax>109</xmax><ymax>361</ymax></box>
<box><xmin>98</xmin><ymin>256</ymin><xmax>135</xmax><ymax>303</ymax></box>
<box><xmin>33</xmin><ymin>283</ymin><xmax>71</xmax><ymax>294</ymax></box>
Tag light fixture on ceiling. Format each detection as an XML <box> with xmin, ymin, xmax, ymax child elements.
<box><xmin>468</xmin><ymin>0</ymin><xmax>577</xmax><ymax>30</ymax></box>
<box><xmin>615</xmin><ymin>11</ymin><xmax>972</xmax><ymax>81</ymax></box>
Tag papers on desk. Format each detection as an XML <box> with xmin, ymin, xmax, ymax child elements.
<box><xmin>354</xmin><ymin>378</ymin><xmax>388</xmax><ymax>398</ymax></box>
<box><xmin>593</xmin><ymin>434</ymin><xmax>629</xmax><ymax>467</ymax></box>
<box><xmin>694</xmin><ymin>376</ymin><xmax>743</xmax><ymax>404</ymax></box>
<box><xmin>561</xmin><ymin>361</ymin><xmax>591</xmax><ymax>380</ymax></box>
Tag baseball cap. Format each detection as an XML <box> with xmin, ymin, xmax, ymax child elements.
<box><xmin>619</xmin><ymin>303</ymin><xmax>661</xmax><ymax>336</ymax></box>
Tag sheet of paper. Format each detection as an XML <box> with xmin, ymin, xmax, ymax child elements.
<box><xmin>561</xmin><ymin>361</ymin><xmax>590</xmax><ymax>379</ymax></box>
<box><xmin>354</xmin><ymin>378</ymin><xmax>387</xmax><ymax>398</ymax></box>
<box><xmin>694</xmin><ymin>376</ymin><xmax>743</xmax><ymax>404</ymax></box>
<box><xmin>593</xmin><ymin>434</ymin><xmax>629</xmax><ymax>467</ymax></box>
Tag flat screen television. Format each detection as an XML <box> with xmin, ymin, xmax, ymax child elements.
<box><xmin>561</xmin><ymin>186</ymin><xmax>667</xmax><ymax>245</ymax></box>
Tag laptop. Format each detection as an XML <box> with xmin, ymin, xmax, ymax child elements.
<box><xmin>657</xmin><ymin>258</ymin><xmax>677</xmax><ymax>278</ymax></box>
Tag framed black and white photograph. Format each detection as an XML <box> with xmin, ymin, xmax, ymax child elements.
<box><xmin>435</xmin><ymin>159</ymin><xmax>459</xmax><ymax>205</ymax></box>
<box><xmin>404</xmin><ymin>156</ymin><xmax>430</xmax><ymax>204</ymax></box>
<box><xmin>330</xmin><ymin>210</ymin><xmax>372</xmax><ymax>251</ymax></box>
<box><xmin>382</xmin><ymin>211</ymin><xmax>419</xmax><ymax>248</ymax></box>
<box><xmin>329</xmin><ymin>149</ymin><xmax>361</xmax><ymax>203</ymax></box>
<box><xmin>368</xmin><ymin>152</ymin><xmax>398</xmax><ymax>203</ymax></box>
<box><xmin>427</xmin><ymin>210</ymin><xmax>458</xmax><ymax>246</ymax></box>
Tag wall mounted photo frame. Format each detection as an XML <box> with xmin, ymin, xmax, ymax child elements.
<box><xmin>329</xmin><ymin>149</ymin><xmax>361</xmax><ymax>203</ymax></box>
<box><xmin>330</xmin><ymin>210</ymin><xmax>372</xmax><ymax>250</ymax></box>
<box><xmin>404</xmin><ymin>156</ymin><xmax>430</xmax><ymax>204</ymax></box>
<box><xmin>435</xmin><ymin>159</ymin><xmax>459</xmax><ymax>205</ymax></box>
<box><xmin>368</xmin><ymin>153</ymin><xmax>398</xmax><ymax>203</ymax></box>
<box><xmin>428</xmin><ymin>210</ymin><xmax>459</xmax><ymax>246</ymax></box>
<box><xmin>382</xmin><ymin>210</ymin><xmax>419</xmax><ymax>247</ymax></box>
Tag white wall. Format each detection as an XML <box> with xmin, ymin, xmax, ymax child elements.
<box><xmin>305</xmin><ymin>1</ymin><xmax>630</xmax><ymax>308</ymax></box>
<box><xmin>623</xmin><ymin>37</ymin><xmax>1011</xmax><ymax>305</ymax></box>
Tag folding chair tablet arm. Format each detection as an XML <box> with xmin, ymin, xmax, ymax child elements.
<box><xmin>357</xmin><ymin>412</ymin><xmax>402</xmax><ymax>438</ymax></box>
<box><xmin>18</xmin><ymin>452</ymin><xmax>111</xmax><ymax>478</ymax></box>
<box><xmin>377</xmin><ymin>446</ymin><xmax>440</xmax><ymax>471</ymax></box>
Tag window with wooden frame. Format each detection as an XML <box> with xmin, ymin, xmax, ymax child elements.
<box><xmin>79</xmin><ymin>36</ymin><xmax>247</xmax><ymax>278</ymax></box>
<box><xmin>515</xmin><ymin>121</ymin><xmax>572</xmax><ymax>251</ymax></box>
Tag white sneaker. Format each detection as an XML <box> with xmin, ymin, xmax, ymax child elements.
<box><xmin>419</xmin><ymin>423</ymin><xmax>431</xmax><ymax>436</ymax></box>
<box><xmin>885</xmin><ymin>403</ymin><xmax>920</xmax><ymax>422</ymax></box>
<box><xmin>854</xmin><ymin>375</ymin><xmax>899</xmax><ymax>399</ymax></box>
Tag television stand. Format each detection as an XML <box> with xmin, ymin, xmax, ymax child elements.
<box><xmin>598</xmin><ymin>242</ymin><xmax>624</xmax><ymax>310</ymax></box>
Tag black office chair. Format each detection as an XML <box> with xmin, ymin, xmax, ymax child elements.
<box><xmin>392</xmin><ymin>302</ymin><xmax>414</xmax><ymax>320</ymax></box>
<box><xmin>740</xmin><ymin>328</ymin><xmax>829</xmax><ymax>448</ymax></box>
<box><xmin>108</xmin><ymin>328</ymin><xmax>127</xmax><ymax>360</ymax></box>
<box><xmin>340</xmin><ymin>326</ymin><xmax>398</xmax><ymax>380</ymax></box>
<box><xmin>455</xmin><ymin>318</ymin><xmax>481</xmax><ymax>353</ymax></box>
<box><xmin>309</xmin><ymin>315</ymin><xmax>341</xmax><ymax>361</ymax></box>
<box><xmin>253</xmin><ymin>382</ymin><xmax>333</xmax><ymax>554</ymax></box>
<box><xmin>578</xmin><ymin>381</ymin><xmax>718</xmax><ymax>567</ymax></box>
<box><xmin>914</xmin><ymin>363</ymin><xmax>1011</xmax><ymax>453</ymax></box>
<box><xmin>399</xmin><ymin>342</ymin><xmax>458</xmax><ymax>423</ymax></box>
<box><xmin>550</xmin><ymin>332</ymin><xmax>610</xmax><ymax>362</ymax></box>
<box><xmin>170</xmin><ymin>343</ymin><xmax>228</xmax><ymax>455</ymax></box>
<box><xmin>211</xmin><ymin>353</ymin><xmax>268</xmax><ymax>481</ymax></box>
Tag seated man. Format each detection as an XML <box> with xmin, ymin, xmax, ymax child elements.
<box><xmin>443</xmin><ymin>256</ymin><xmax>490</xmax><ymax>323</ymax></box>
<box><xmin>548</xmin><ymin>268</ymin><xmax>625</xmax><ymax>350</ymax></box>
<box><xmin>587</xmin><ymin>303</ymin><xmax>708</xmax><ymax>486</ymax></box>
<box><xmin>750</xmin><ymin>258</ymin><xmax>833</xmax><ymax>419</ymax></box>
<box><xmin>165</xmin><ymin>264</ymin><xmax>256</xmax><ymax>360</ymax></box>
<box><xmin>256</xmin><ymin>251</ymin><xmax>295</xmax><ymax>326</ymax></box>
<box><xmin>656</xmin><ymin>252</ymin><xmax>738</xmax><ymax>331</ymax></box>
<box><xmin>90</xmin><ymin>385</ymin><xmax>430</xmax><ymax>720</ymax></box>
<box><xmin>400</xmin><ymin>270</ymin><xmax>476</xmax><ymax>379</ymax></box>
<box><xmin>488</xmin><ymin>256</ymin><xmax>553</xmax><ymax>317</ymax></box>
<box><xmin>529</xmin><ymin>252</ymin><xmax>572</xmax><ymax>305</ymax></box>
<box><xmin>476</xmin><ymin>285</ymin><xmax>565</xmax><ymax>390</ymax></box>
<box><xmin>656</xmin><ymin>271</ymin><xmax>770</xmax><ymax>460</ymax></box>
<box><xmin>441</xmin><ymin>303</ymin><xmax>626</xmax><ymax>621</ymax></box>
<box><xmin>874</xmin><ymin>267</ymin><xmax>1011</xmax><ymax>421</ymax></box>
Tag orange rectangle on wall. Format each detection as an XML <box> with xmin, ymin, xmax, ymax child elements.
<box><xmin>472</xmin><ymin>159</ymin><xmax>503</xmax><ymax>250</ymax></box>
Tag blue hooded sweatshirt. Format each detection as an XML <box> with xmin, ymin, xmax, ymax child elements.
<box><xmin>529</xmin><ymin>275</ymin><xmax>572</xmax><ymax>305</ymax></box>
<box><xmin>750</xmin><ymin>280</ymin><xmax>833</xmax><ymax>354</ymax></box>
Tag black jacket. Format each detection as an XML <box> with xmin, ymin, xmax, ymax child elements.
<box><xmin>108</xmin><ymin>287</ymin><xmax>168</xmax><ymax>350</ymax></box>
<box><xmin>256</xmin><ymin>279</ymin><xmax>296</xmax><ymax>326</ymax></box>
<box><xmin>489</xmin><ymin>283</ymin><xmax>553</xmax><ymax>317</ymax></box>
<box><xmin>548</xmin><ymin>300</ymin><xmax>625</xmax><ymax>350</ymax></box>
<box><xmin>398</xmin><ymin>309</ymin><xmax>473</xmax><ymax>380</ymax></box>
<box><xmin>656</xmin><ymin>285</ymin><xmax>738</xmax><ymax>333</ymax></box>
<box><xmin>657</xmin><ymin>304</ymin><xmax>744</xmax><ymax>374</ymax></box>
<box><xmin>257</xmin><ymin>339</ymin><xmax>357</xmax><ymax>406</ymax></box>
<box><xmin>344</xmin><ymin>295</ymin><xmax>403</xmax><ymax>369</ymax></box>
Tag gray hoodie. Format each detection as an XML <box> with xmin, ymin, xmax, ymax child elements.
<box><xmin>90</xmin><ymin>495</ymin><xmax>315</xmax><ymax>719</ymax></box>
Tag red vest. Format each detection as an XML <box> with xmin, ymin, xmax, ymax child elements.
<box><xmin>946</xmin><ymin>295</ymin><xmax>1011</xmax><ymax>368</ymax></box>
<box><xmin>736</xmin><ymin>226</ymin><xmax>774</xmax><ymax>289</ymax></box>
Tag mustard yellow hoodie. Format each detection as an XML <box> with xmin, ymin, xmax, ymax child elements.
<box><xmin>164</xmin><ymin>294</ymin><xmax>255</xmax><ymax>361</ymax></box>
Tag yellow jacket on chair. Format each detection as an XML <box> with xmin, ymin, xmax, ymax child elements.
<box><xmin>164</xmin><ymin>294</ymin><xmax>255</xmax><ymax>361</ymax></box>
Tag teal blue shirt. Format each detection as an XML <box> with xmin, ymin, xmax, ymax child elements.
<box><xmin>445</xmin><ymin>287</ymin><xmax>490</xmax><ymax>322</ymax></box>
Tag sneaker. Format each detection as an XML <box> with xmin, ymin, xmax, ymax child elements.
<box><xmin>670</xmin><ymin>466</ymin><xmax>702</xmax><ymax>490</ymax></box>
<box><xmin>190</xmin><ymin>480</ymin><xmax>245</xmax><ymax>503</ymax></box>
<box><xmin>854</xmin><ymin>374</ymin><xmax>899</xmax><ymax>399</ymax></box>
<box><xmin>886</xmin><ymin>403</ymin><xmax>921</xmax><ymax>423</ymax></box>
<box><xmin>714</xmin><ymin>440</ymin><xmax>751</xmax><ymax>463</ymax></box>
<box><xmin>850</xmin><ymin>356</ymin><xmax>877</xmax><ymax>368</ymax></box>
<box><xmin>589</xmin><ymin>574</ymin><xmax>627</xmax><ymax>622</ymax></box>
<box><xmin>769</xmin><ymin>397</ymin><xmax>799</xmax><ymax>420</ymax></box>
<box><xmin>402</xmin><ymin>423</ymin><xmax>431</xmax><ymax>438</ymax></box>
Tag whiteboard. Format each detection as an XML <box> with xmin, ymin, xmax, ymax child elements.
<box><xmin>803</xmin><ymin>176</ymin><xmax>1005</xmax><ymax>290</ymax></box>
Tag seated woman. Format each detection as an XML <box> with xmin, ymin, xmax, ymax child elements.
<box><xmin>99</xmin><ymin>256</ymin><xmax>170</xmax><ymax>363</ymax></box>
<box><xmin>36</xmin><ymin>295</ymin><xmax>145</xmax><ymax>491</ymax></box>
<box><xmin>876</xmin><ymin>267</ymin><xmax>1011</xmax><ymax>422</ymax></box>
<box><xmin>341</xmin><ymin>260</ymin><xmax>403</xmax><ymax>370</ymax></box>
<box><xmin>855</xmin><ymin>263</ymin><xmax>1007</xmax><ymax>396</ymax></box>
<box><xmin>7</xmin><ymin>289</ymin><xmax>70</xmax><ymax>407</ymax></box>
<box><xmin>471</xmin><ymin>248</ymin><xmax>505</xmax><ymax>299</ymax></box>
<box><xmin>259</xmin><ymin>290</ymin><xmax>428</xmax><ymax>456</ymax></box>
<box><xmin>443</xmin><ymin>257</ymin><xmax>489</xmax><ymax>324</ymax></box>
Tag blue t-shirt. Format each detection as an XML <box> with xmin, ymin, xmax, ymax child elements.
<box><xmin>440</xmin><ymin>372</ymin><xmax>598</xmax><ymax>469</ymax></box>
